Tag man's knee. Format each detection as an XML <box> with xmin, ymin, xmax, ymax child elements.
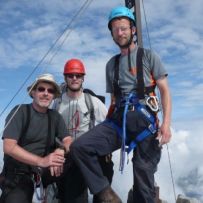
<box><xmin>69</xmin><ymin>139</ymin><xmax>81</xmax><ymax>157</ymax></box>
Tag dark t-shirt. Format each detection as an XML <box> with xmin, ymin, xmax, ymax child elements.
<box><xmin>2</xmin><ymin>104</ymin><xmax>68</xmax><ymax>168</ymax></box>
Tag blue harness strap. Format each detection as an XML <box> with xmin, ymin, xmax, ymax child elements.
<box><xmin>105</xmin><ymin>93</ymin><xmax>158</xmax><ymax>173</ymax></box>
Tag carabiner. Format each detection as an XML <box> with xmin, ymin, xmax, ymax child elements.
<box><xmin>146</xmin><ymin>96</ymin><xmax>159</xmax><ymax>112</ymax></box>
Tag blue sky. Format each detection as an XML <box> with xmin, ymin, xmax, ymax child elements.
<box><xmin>0</xmin><ymin>0</ymin><xmax>203</xmax><ymax>202</ymax></box>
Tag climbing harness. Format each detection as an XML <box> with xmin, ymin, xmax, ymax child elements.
<box><xmin>1</xmin><ymin>104</ymin><xmax>54</xmax><ymax>202</ymax></box>
<box><xmin>33</xmin><ymin>168</ymin><xmax>45</xmax><ymax>202</ymax></box>
<box><xmin>146</xmin><ymin>95</ymin><xmax>159</xmax><ymax>112</ymax></box>
<box><xmin>107</xmin><ymin>92</ymin><xmax>158</xmax><ymax>172</ymax></box>
<box><xmin>109</xmin><ymin>46</ymin><xmax>161</xmax><ymax>172</ymax></box>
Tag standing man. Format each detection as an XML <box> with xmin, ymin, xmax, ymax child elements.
<box><xmin>54</xmin><ymin>58</ymin><xmax>114</xmax><ymax>203</ymax></box>
<box><xmin>70</xmin><ymin>6</ymin><xmax>172</xmax><ymax>203</ymax></box>
<box><xmin>0</xmin><ymin>73</ymin><xmax>72</xmax><ymax>203</ymax></box>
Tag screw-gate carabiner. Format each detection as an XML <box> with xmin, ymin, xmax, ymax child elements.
<box><xmin>146</xmin><ymin>96</ymin><xmax>159</xmax><ymax>112</ymax></box>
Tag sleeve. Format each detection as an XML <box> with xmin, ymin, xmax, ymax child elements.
<box><xmin>2</xmin><ymin>105</ymin><xmax>24</xmax><ymax>141</ymax></box>
<box><xmin>147</xmin><ymin>49</ymin><xmax>168</xmax><ymax>80</ymax></box>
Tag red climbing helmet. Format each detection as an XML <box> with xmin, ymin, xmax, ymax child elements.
<box><xmin>64</xmin><ymin>58</ymin><xmax>86</xmax><ymax>75</ymax></box>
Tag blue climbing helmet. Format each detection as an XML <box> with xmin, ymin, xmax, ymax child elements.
<box><xmin>108</xmin><ymin>6</ymin><xmax>136</xmax><ymax>30</ymax></box>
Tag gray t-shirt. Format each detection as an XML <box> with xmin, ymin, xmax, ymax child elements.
<box><xmin>3</xmin><ymin>104</ymin><xmax>68</xmax><ymax>157</ymax></box>
<box><xmin>106</xmin><ymin>46</ymin><xmax>167</xmax><ymax>95</ymax></box>
<box><xmin>57</xmin><ymin>92</ymin><xmax>107</xmax><ymax>140</ymax></box>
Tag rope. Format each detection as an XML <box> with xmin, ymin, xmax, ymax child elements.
<box><xmin>0</xmin><ymin>0</ymin><xmax>94</xmax><ymax>139</ymax></box>
<box><xmin>120</xmin><ymin>93</ymin><xmax>132</xmax><ymax>172</ymax></box>
<box><xmin>157</xmin><ymin>88</ymin><xmax>177</xmax><ymax>201</ymax></box>
<box><xmin>0</xmin><ymin>0</ymin><xmax>94</xmax><ymax>120</ymax></box>
<box><xmin>43</xmin><ymin>0</ymin><xmax>94</xmax><ymax>69</ymax></box>
<box><xmin>141</xmin><ymin>0</ymin><xmax>177</xmax><ymax>200</ymax></box>
<box><xmin>166</xmin><ymin>143</ymin><xmax>177</xmax><ymax>202</ymax></box>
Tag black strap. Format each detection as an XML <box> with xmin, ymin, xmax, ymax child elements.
<box><xmin>128</xmin><ymin>47</ymin><xmax>132</xmax><ymax>72</ymax></box>
<box><xmin>113</xmin><ymin>54</ymin><xmax>121</xmax><ymax>96</ymax></box>
<box><xmin>43</xmin><ymin>110</ymin><xmax>52</xmax><ymax>156</ymax></box>
<box><xmin>136</xmin><ymin>47</ymin><xmax>145</xmax><ymax>99</ymax></box>
<box><xmin>84</xmin><ymin>93</ymin><xmax>95</xmax><ymax>129</ymax></box>
<box><xmin>113</xmin><ymin>47</ymin><xmax>148</xmax><ymax>99</ymax></box>
<box><xmin>18</xmin><ymin>104</ymin><xmax>31</xmax><ymax>146</ymax></box>
<box><xmin>83</xmin><ymin>88</ymin><xmax>105</xmax><ymax>104</ymax></box>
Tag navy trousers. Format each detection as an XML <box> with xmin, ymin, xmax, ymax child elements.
<box><xmin>70</xmin><ymin>109</ymin><xmax>161</xmax><ymax>203</ymax></box>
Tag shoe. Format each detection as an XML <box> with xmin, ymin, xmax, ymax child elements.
<box><xmin>95</xmin><ymin>186</ymin><xmax>122</xmax><ymax>203</ymax></box>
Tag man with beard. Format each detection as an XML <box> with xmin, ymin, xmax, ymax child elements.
<box><xmin>53</xmin><ymin>58</ymin><xmax>114</xmax><ymax>203</ymax></box>
<box><xmin>70</xmin><ymin>6</ymin><xmax>172</xmax><ymax>203</ymax></box>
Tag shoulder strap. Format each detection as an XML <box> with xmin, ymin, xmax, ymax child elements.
<box><xmin>113</xmin><ymin>54</ymin><xmax>121</xmax><ymax>96</ymax></box>
<box><xmin>43</xmin><ymin>109</ymin><xmax>52</xmax><ymax>156</ymax></box>
<box><xmin>84</xmin><ymin>93</ymin><xmax>95</xmax><ymax>129</ymax></box>
<box><xmin>113</xmin><ymin>48</ymin><xmax>153</xmax><ymax>99</ymax></box>
<box><xmin>136</xmin><ymin>47</ymin><xmax>145</xmax><ymax>99</ymax></box>
<box><xmin>113</xmin><ymin>48</ymin><xmax>145</xmax><ymax>99</ymax></box>
<box><xmin>18</xmin><ymin>104</ymin><xmax>31</xmax><ymax>146</ymax></box>
<box><xmin>83</xmin><ymin>88</ymin><xmax>105</xmax><ymax>104</ymax></box>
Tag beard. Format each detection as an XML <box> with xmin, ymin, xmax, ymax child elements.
<box><xmin>67</xmin><ymin>84</ymin><xmax>82</xmax><ymax>92</ymax></box>
<box><xmin>34</xmin><ymin>97</ymin><xmax>52</xmax><ymax>109</ymax></box>
<box><xmin>114</xmin><ymin>34</ymin><xmax>134</xmax><ymax>49</ymax></box>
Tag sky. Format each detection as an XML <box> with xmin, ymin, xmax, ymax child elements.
<box><xmin>0</xmin><ymin>0</ymin><xmax>203</xmax><ymax>202</ymax></box>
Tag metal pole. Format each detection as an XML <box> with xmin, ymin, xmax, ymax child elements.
<box><xmin>125</xmin><ymin>0</ymin><xmax>143</xmax><ymax>47</ymax></box>
<box><xmin>134</xmin><ymin>0</ymin><xmax>143</xmax><ymax>47</ymax></box>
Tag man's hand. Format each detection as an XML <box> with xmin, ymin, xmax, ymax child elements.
<box><xmin>49</xmin><ymin>148</ymin><xmax>65</xmax><ymax>176</ymax></box>
<box><xmin>156</xmin><ymin>123</ymin><xmax>172</xmax><ymax>146</ymax></box>
<box><xmin>50</xmin><ymin>165</ymin><xmax>63</xmax><ymax>177</ymax></box>
<box><xmin>38</xmin><ymin>149</ymin><xmax>65</xmax><ymax>168</ymax></box>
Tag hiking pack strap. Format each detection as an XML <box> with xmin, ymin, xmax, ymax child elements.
<box><xmin>43</xmin><ymin>110</ymin><xmax>52</xmax><ymax>156</ymax></box>
<box><xmin>18</xmin><ymin>104</ymin><xmax>31</xmax><ymax>146</ymax></box>
<box><xmin>84</xmin><ymin>93</ymin><xmax>95</xmax><ymax>129</ymax></box>
<box><xmin>136</xmin><ymin>47</ymin><xmax>145</xmax><ymax>99</ymax></box>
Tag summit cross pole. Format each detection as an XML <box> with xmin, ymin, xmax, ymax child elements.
<box><xmin>125</xmin><ymin>0</ymin><xmax>143</xmax><ymax>47</ymax></box>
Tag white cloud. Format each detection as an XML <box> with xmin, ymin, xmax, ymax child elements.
<box><xmin>1</xmin><ymin>0</ymin><xmax>203</xmax><ymax>202</ymax></box>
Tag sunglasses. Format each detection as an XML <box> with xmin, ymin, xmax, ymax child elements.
<box><xmin>66</xmin><ymin>74</ymin><xmax>83</xmax><ymax>79</ymax></box>
<box><xmin>36</xmin><ymin>86</ymin><xmax>55</xmax><ymax>94</ymax></box>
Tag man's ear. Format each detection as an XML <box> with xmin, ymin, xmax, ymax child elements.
<box><xmin>132</xmin><ymin>26</ymin><xmax>136</xmax><ymax>35</ymax></box>
<box><xmin>30</xmin><ymin>90</ymin><xmax>35</xmax><ymax>98</ymax></box>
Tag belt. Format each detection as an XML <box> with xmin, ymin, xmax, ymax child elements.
<box><xmin>6</xmin><ymin>168</ymin><xmax>32</xmax><ymax>176</ymax></box>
